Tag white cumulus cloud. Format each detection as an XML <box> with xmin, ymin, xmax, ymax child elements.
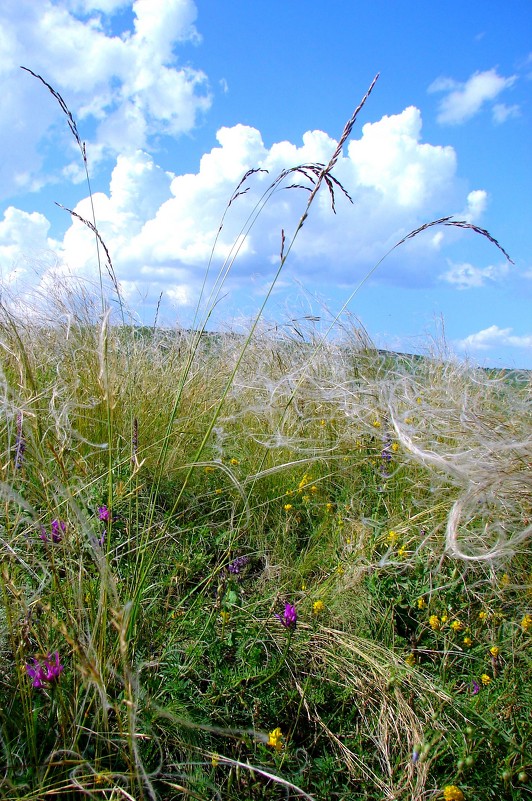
<box><xmin>440</xmin><ymin>260</ymin><xmax>509</xmax><ymax>290</ymax></box>
<box><xmin>429</xmin><ymin>68</ymin><xmax>517</xmax><ymax>125</ymax></box>
<box><xmin>0</xmin><ymin>103</ymin><xmax>489</xmax><ymax>318</ymax></box>
<box><xmin>457</xmin><ymin>325</ymin><xmax>532</xmax><ymax>351</ymax></box>
<box><xmin>0</xmin><ymin>0</ymin><xmax>210</xmax><ymax>199</ymax></box>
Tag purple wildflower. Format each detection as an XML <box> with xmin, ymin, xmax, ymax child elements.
<box><xmin>276</xmin><ymin>602</ymin><xmax>297</xmax><ymax>631</ymax></box>
<box><xmin>97</xmin><ymin>505</ymin><xmax>110</xmax><ymax>522</ymax></box>
<box><xmin>40</xmin><ymin>520</ymin><xmax>66</xmax><ymax>543</ymax></box>
<box><xmin>26</xmin><ymin>651</ymin><xmax>64</xmax><ymax>688</ymax></box>
<box><xmin>381</xmin><ymin>439</ymin><xmax>393</xmax><ymax>462</ymax></box>
<box><xmin>51</xmin><ymin>520</ymin><xmax>66</xmax><ymax>542</ymax></box>
<box><xmin>227</xmin><ymin>556</ymin><xmax>249</xmax><ymax>575</ymax></box>
<box><xmin>471</xmin><ymin>680</ymin><xmax>480</xmax><ymax>695</ymax></box>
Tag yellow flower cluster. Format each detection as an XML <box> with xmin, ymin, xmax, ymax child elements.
<box><xmin>521</xmin><ymin>613</ymin><xmax>532</xmax><ymax>632</ymax></box>
<box><xmin>489</xmin><ymin>646</ymin><xmax>500</xmax><ymax>658</ymax></box>
<box><xmin>268</xmin><ymin>727</ymin><xmax>284</xmax><ymax>751</ymax></box>
<box><xmin>313</xmin><ymin>600</ymin><xmax>325</xmax><ymax>615</ymax></box>
<box><xmin>450</xmin><ymin>620</ymin><xmax>464</xmax><ymax>632</ymax></box>
<box><xmin>463</xmin><ymin>636</ymin><xmax>472</xmax><ymax>647</ymax></box>
<box><xmin>443</xmin><ymin>786</ymin><xmax>464</xmax><ymax>801</ymax></box>
<box><xmin>480</xmin><ymin>673</ymin><xmax>491</xmax><ymax>685</ymax></box>
<box><xmin>298</xmin><ymin>473</ymin><xmax>312</xmax><ymax>491</ymax></box>
<box><xmin>429</xmin><ymin>615</ymin><xmax>440</xmax><ymax>631</ymax></box>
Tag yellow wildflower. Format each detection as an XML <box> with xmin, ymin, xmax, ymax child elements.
<box><xmin>416</xmin><ymin>397</ymin><xmax>422</xmax><ymax>405</ymax></box>
<box><xmin>211</xmin><ymin>754</ymin><xmax>220</xmax><ymax>767</ymax></box>
<box><xmin>267</xmin><ymin>727</ymin><xmax>284</xmax><ymax>752</ymax></box>
<box><xmin>325</xmin><ymin>502</ymin><xmax>334</xmax><ymax>512</ymax></box>
<box><xmin>443</xmin><ymin>786</ymin><xmax>464</xmax><ymax>801</ymax></box>
<box><xmin>319</xmin><ymin>419</ymin><xmax>326</xmax><ymax>426</ymax></box>
<box><xmin>230</xmin><ymin>458</ymin><xmax>239</xmax><ymax>465</ymax></box>
<box><xmin>480</xmin><ymin>673</ymin><xmax>491</xmax><ymax>685</ymax></box>
<box><xmin>298</xmin><ymin>474</ymin><xmax>311</xmax><ymax>491</ymax></box>
<box><xmin>417</xmin><ymin>598</ymin><xmax>426</xmax><ymax>610</ymax></box>
<box><xmin>521</xmin><ymin>613</ymin><xmax>532</xmax><ymax>632</ymax></box>
<box><xmin>336</xmin><ymin>565</ymin><xmax>344</xmax><ymax>576</ymax></box>
<box><xmin>372</xmin><ymin>419</ymin><xmax>382</xmax><ymax>428</ymax></box>
<box><xmin>215</xmin><ymin>488</ymin><xmax>222</xmax><ymax>495</ymax></box>
<box><xmin>313</xmin><ymin>600</ymin><xmax>325</xmax><ymax>615</ymax></box>
<box><xmin>220</xmin><ymin>611</ymin><xmax>230</xmax><ymax>624</ymax></box>
<box><xmin>284</xmin><ymin>503</ymin><xmax>293</xmax><ymax>511</ymax></box>
<box><xmin>391</xmin><ymin>442</ymin><xmax>399</xmax><ymax>453</ymax></box>
<box><xmin>463</xmin><ymin>636</ymin><xmax>473</xmax><ymax>647</ymax></box>
<box><xmin>429</xmin><ymin>615</ymin><xmax>440</xmax><ymax>631</ymax></box>
<box><xmin>310</xmin><ymin>485</ymin><xmax>318</xmax><ymax>493</ymax></box>
<box><xmin>489</xmin><ymin>646</ymin><xmax>500</xmax><ymax>658</ymax></box>
<box><xmin>387</xmin><ymin>530</ymin><xmax>398</xmax><ymax>543</ymax></box>
<box><xmin>450</xmin><ymin>620</ymin><xmax>464</xmax><ymax>632</ymax></box>
<box><xmin>478</xmin><ymin>610</ymin><xmax>488</xmax><ymax>622</ymax></box>
<box><xmin>397</xmin><ymin>546</ymin><xmax>408</xmax><ymax>559</ymax></box>
<box><xmin>441</xmin><ymin>613</ymin><xmax>448</xmax><ymax>624</ymax></box>
<box><xmin>500</xmin><ymin>573</ymin><xmax>510</xmax><ymax>586</ymax></box>
<box><xmin>405</xmin><ymin>652</ymin><xmax>416</xmax><ymax>666</ymax></box>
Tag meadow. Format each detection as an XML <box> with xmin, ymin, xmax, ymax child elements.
<box><xmin>0</xmin><ymin>74</ymin><xmax>530</xmax><ymax>800</ymax></box>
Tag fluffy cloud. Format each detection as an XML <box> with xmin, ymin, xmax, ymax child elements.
<box><xmin>0</xmin><ymin>0</ymin><xmax>210</xmax><ymax>199</ymax></box>
<box><xmin>457</xmin><ymin>325</ymin><xmax>532</xmax><ymax>351</ymax></box>
<box><xmin>0</xmin><ymin>207</ymin><xmax>57</xmax><ymax>280</ymax></box>
<box><xmin>429</xmin><ymin>68</ymin><xmax>517</xmax><ymax>125</ymax></box>
<box><xmin>3</xmin><ymin>104</ymin><xmax>485</xmax><ymax>319</ymax></box>
<box><xmin>440</xmin><ymin>260</ymin><xmax>509</xmax><ymax>290</ymax></box>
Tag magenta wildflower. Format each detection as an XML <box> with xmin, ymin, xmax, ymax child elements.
<box><xmin>276</xmin><ymin>602</ymin><xmax>297</xmax><ymax>631</ymax></box>
<box><xmin>471</xmin><ymin>680</ymin><xmax>480</xmax><ymax>695</ymax></box>
<box><xmin>26</xmin><ymin>651</ymin><xmax>64</xmax><ymax>688</ymax></box>
<box><xmin>97</xmin><ymin>505</ymin><xmax>110</xmax><ymax>522</ymax></box>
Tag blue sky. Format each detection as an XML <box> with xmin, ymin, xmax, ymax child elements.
<box><xmin>1</xmin><ymin>0</ymin><xmax>531</xmax><ymax>366</ymax></box>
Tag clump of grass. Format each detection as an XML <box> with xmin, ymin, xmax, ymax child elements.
<box><xmin>0</xmin><ymin>71</ymin><xmax>529</xmax><ymax>801</ymax></box>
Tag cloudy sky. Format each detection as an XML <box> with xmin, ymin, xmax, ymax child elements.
<box><xmin>1</xmin><ymin>0</ymin><xmax>531</xmax><ymax>367</ymax></box>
